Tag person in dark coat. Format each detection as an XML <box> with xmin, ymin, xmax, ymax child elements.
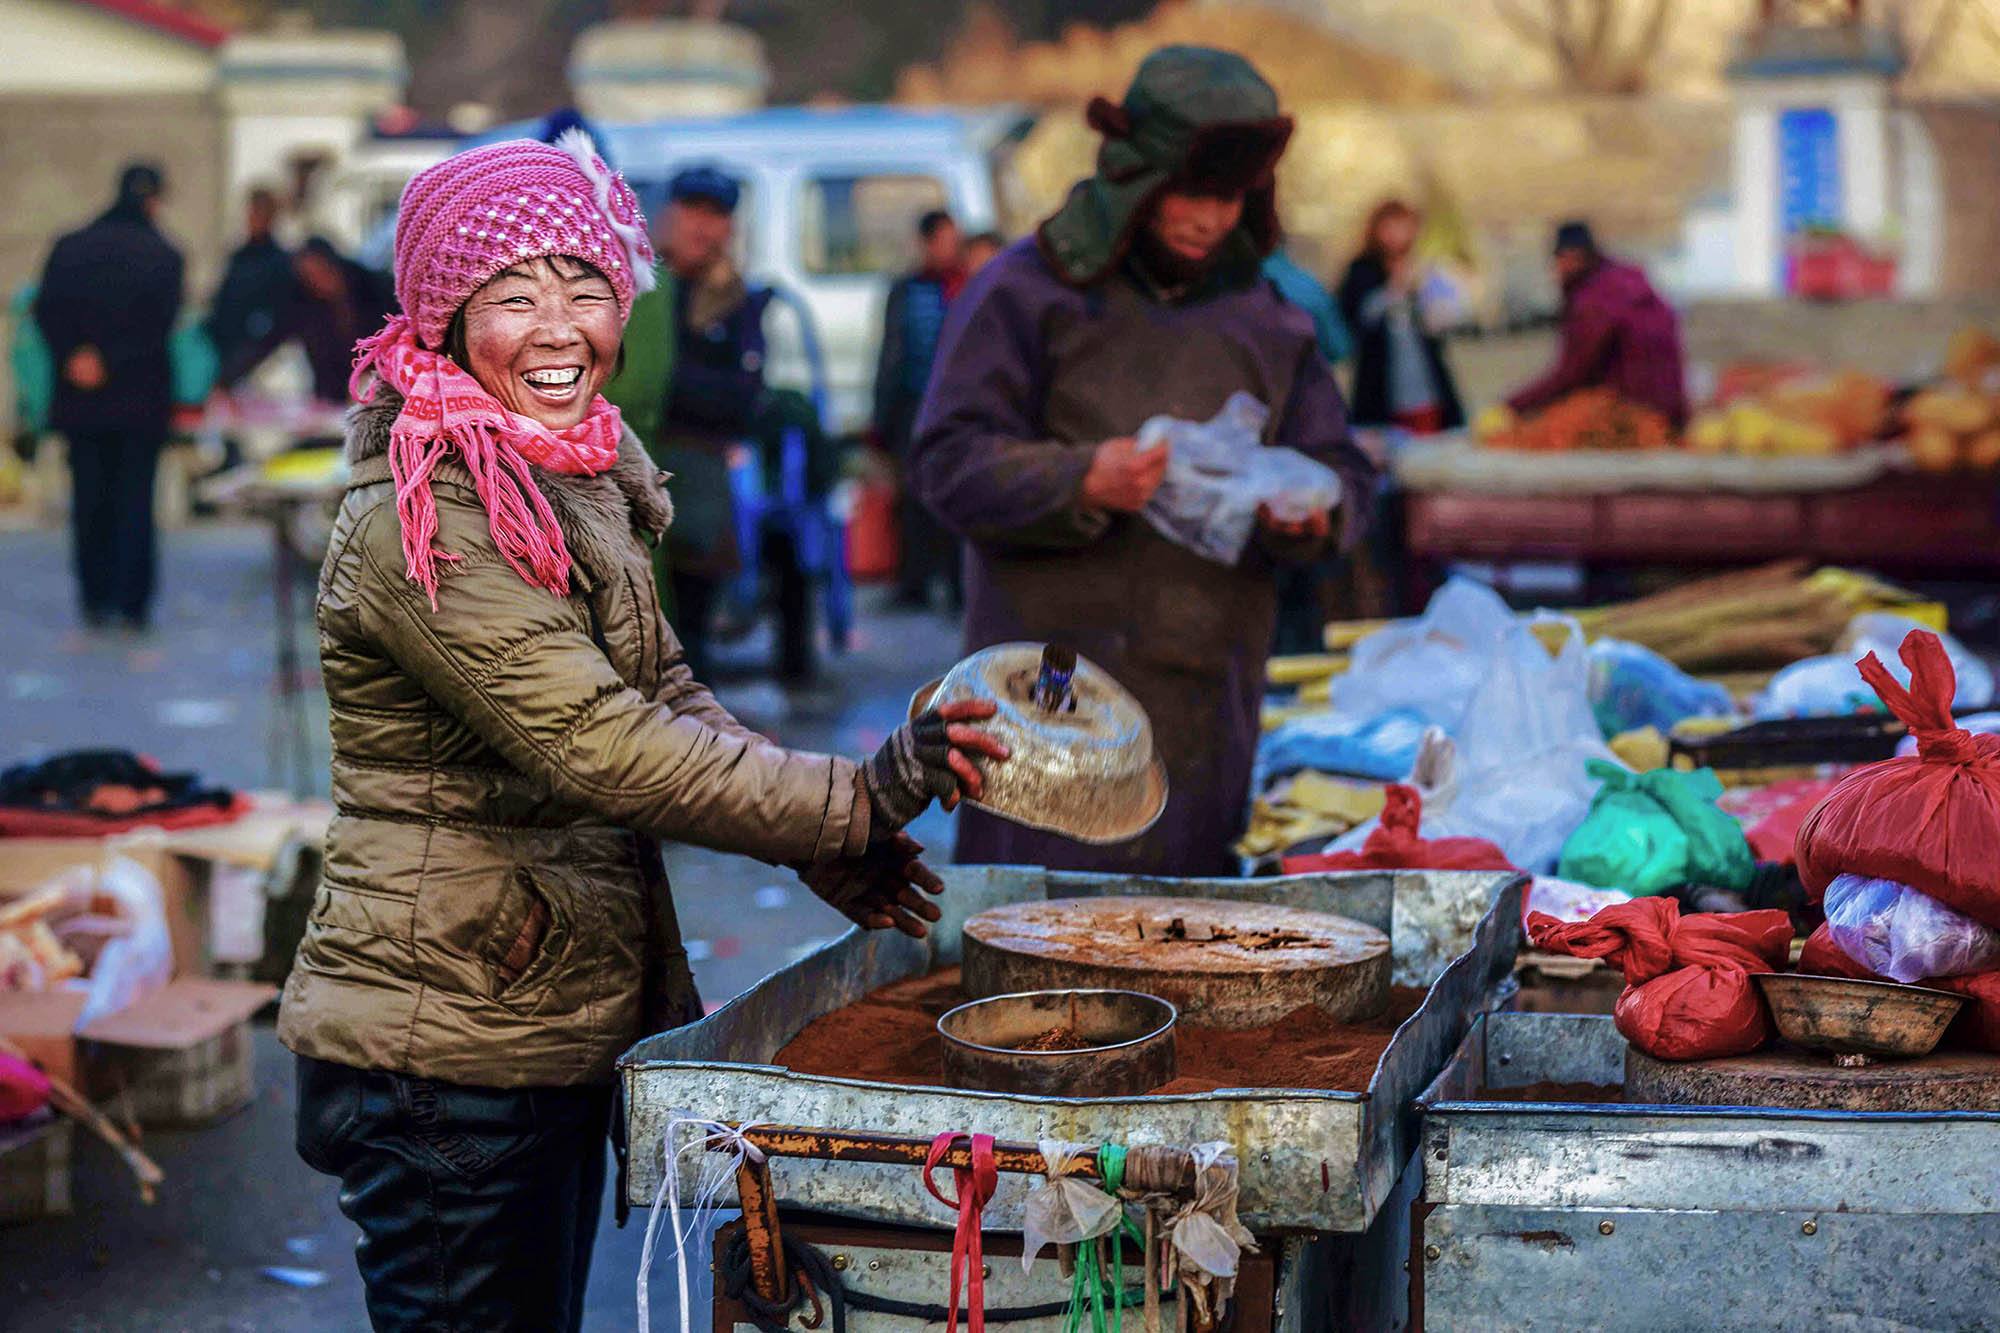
<box><xmin>203</xmin><ymin>187</ymin><xmax>293</xmax><ymax>368</ymax></box>
<box><xmin>874</xmin><ymin>208</ymin><xmax>967</xmax><ymax>610</ymax></box>
<box><xmin>217</xmin><ymin>237</ymin><xmax>395</xmax><ymax>405</ymax></box>
<box><xmin>1508</xmin><ymin>220</ymin><xmax>1688</xmax><ymax>428</ymax></box>
<box><xmin>653</xmin><ymin>167</ymin><xmax>768</xmax><ymax>677</ymax></box>
<box><xmin>33</xmin><ymin>163</ymin><xmax>184</xmax><ymax>631</ymax></box>
<box><xmin>912</xmin><ymin>45</ymin><xmax>1378</xmax><ymax>877</ymax></box>
<box><xmin>1337</xmin><ymin>199</ymin><xmax>1464</xmax><ymax>433</ymax></box>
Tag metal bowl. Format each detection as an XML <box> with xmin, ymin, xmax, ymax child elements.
<box><xmin>1755</xmin><ymin>973</ymin><xmax>1966</xmax><ymax>1067</ymax></box>
<box><xmin>936</xmin><ymin>989</ymin><xmax>1178</xmax><ymax>1097</ymax></box>
<box><xmin>910</xmin><ymin>642</ymin><xmax>1167</xmax><ymax>844</ymax></box>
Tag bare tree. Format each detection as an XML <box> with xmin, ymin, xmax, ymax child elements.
<box><xmin>1492</xmin><ymin>0</ymin><xmax>1675</xmax><ymax>94</ymax></box>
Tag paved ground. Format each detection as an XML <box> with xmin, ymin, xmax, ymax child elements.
<box><xmin>0</xmin><ymin>520</ymin><xmax>968</xmax><ymax>1331</ymax></box>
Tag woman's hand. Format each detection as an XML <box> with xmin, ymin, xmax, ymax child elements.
<box><xmin>796</xmin><ymin>832</ymin><xmax>945</xmax><ymax>938</ymax></box>
<box><xmin>863</xmin><ymin>698</ymin><xmax>1010</xmax><ymax>830</ymax></box>
<box><xmin>1079</xmin><ymin>436</ymin><xmax>1168</xmax><ymax>513</ymax></box>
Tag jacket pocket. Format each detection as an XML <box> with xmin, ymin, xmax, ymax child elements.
<box><xmin>483</xmin><ymin>867</ymin><xmax>570</xmax><ymax>1003</ymax></box>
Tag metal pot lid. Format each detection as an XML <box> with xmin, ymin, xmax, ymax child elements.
<box><xmin>911</xmin><ymin>642</ymin><xmax>1168</xmax><ymax>844</ymax></box>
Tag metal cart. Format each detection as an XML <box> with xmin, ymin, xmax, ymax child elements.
<box><xmin>620</xmin><ymin>865</ymin><xmax>1527</xmax><ymax>1330</ymax></box>
<box><xmin>1414</xmin><ymin>1011</ymin><xmax>2000</xmax><ymax>1330</ymax></box>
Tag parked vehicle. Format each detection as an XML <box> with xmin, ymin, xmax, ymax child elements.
<box><xmin>351</xmin><ymin>106</ymin><xmax>1033</xmax><ymax>434</ymax></box>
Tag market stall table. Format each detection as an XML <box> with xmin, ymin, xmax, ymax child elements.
<box><xmin>1391</xmin><ymin>437</ymin><xmax>2000</xmax><ymax>596</ymax></box>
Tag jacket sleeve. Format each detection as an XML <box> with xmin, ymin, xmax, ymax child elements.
<box><xmin>909</xmin><ymin>265</ymin><xmax>1108</xmax><ymax>550</ymax></box>
<box><xmin>349</xmin><ymin>500</ymin><xmax>867</xmax><ymax>864</ymax></box>
<box><xmin>1262</xmin><ymin>336</ymin><xmax>1378</xmax><ymax>560</ymax></box>
<box><xmin>31</xmin><ymin>239</ymin><xmax>87</xmax><ymax>360</ymax></box>
<box><xmin>650</xmin><ymin>607</ymin><xmax>765</xmax><ymax>744</ymax></box>
<box><xmin>1507</xmin><ymin>294</ymin><xmax>1615</xmax><ymax>416</ymax></box>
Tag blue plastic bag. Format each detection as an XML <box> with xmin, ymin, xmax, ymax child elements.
<box><xmin>1587</xmin><ymin>638</ymin><xmax>1735</xmax><ymax>738</ymax></box>
<box><xmin>1260</xmin><ymin>707</ymin><xmax>1427</xmax><ymax>781</ymax></box>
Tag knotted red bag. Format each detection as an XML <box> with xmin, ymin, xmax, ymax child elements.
<box><xmin>1527</xmin><ymin>897</ymin><xmax>1793</xmax><ymax>1060</ymax></box>
<box><xmin>1795</xmin><ymin>630</ymin><xmax>2000</xmax><ymax>931</ymax></box>
<box><xmin>1281</xmin><ymin>784</ymin><xmax>1515</xmax><ymax>875</ymax></box>
<box><xmin>1798</xmin><ymin>922</ymin><xmax>2000</xmax><ymax>1052</ymax></box>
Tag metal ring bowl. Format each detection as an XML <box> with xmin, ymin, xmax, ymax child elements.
<box><xmin>936</xmin><ymin>988</ymin><xmax>1178</xmax><ymax>1098</ymax></box>
<box><xmin>911</xmin><ymin>642</ymin><xmax>1168</xmax><ymax>844</ymax></box>
<box><xmin>1755</xmin><ymin>973</ymin><xmax>1966</xmax><ymax>1067</ymax></box>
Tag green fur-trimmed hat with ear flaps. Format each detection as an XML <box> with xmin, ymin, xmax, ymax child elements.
<box><xmin>1036</xmin><ymin>44</ymin><xmax>1294</xmax><ymax>288</ymax></box>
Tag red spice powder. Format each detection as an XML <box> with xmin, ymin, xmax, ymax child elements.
<box><xmin>772</xmin><ymin>967</ymin><xmax>1428</xmax><ymax>1095</ymax></box>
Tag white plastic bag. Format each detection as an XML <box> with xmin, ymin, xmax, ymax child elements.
<box><xmin>1331</xmin><ymin>576</ymin><xmax>1520</xmax><ymax>730</ymax></box>
<box><xmin>1019</xmin><ymin>1139</ymin><xmax>1123</xmax><ymax>1273</ymax></box>
<box><xmin>1823</xmin><ymin>873</ymin><xmax>2000</xmax><ymax>984</ymax></box>
<box><xmin>1322</xmin><ymin>619</ymin><xmax>1619</xmax><ymax>874</ymax></box>
<box><xmin>1167</xmin><ymin>1141</ymin><xmax>1251</xmax><ymax>1283</ymax></box>
<box><xmin>1135</xmin><ymin>392</ymin><xmax>1342</xmax><ymax>566</ymax></box>
<box><xmin>1759</xmin><ymin>613</ymin><xmax>1994</xmax><ymax>719</ymax></box>
<box><xmin>76</xmin><ymin>855</ymin><xmax>174</xmax><ymax>1030</ymax></box>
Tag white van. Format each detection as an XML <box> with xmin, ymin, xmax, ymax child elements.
<box><xmin>353</xmin><ymin>106</ymin><xmax>1033</xmax><ymax>435</ymax></box>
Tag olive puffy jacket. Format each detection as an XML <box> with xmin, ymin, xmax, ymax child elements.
<box><xmin>277</xmin><ymin>391</ymin><xmax>869</xmax><ymax>1087</ymax></box>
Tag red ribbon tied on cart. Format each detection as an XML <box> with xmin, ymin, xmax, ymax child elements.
<box><xmin>925</xmin><ymin>1131</ymin><xmax>999</xmax><ymax>1333</ymax></box>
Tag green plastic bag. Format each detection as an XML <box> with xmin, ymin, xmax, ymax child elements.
<box><xmin>1558</xmin><ymin>760</ymin><xmax>1691</xmax><ymax>895</ymax></box>
<box><xmin>1638</xmin><ymin>764</ymin><xmax>1756</xmax><ymax>892</ymax></box>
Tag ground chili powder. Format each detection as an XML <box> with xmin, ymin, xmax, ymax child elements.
<box><xmin>771</xmin><ymin>967</ymin><xmax>1428</xmax><ymax>1095</ymax></box>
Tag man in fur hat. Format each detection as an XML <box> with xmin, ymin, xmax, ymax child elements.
<box><xmin>911</xmin><ymin>46</ymin><xmax>1376</xmax><ymax>875</ymax></box>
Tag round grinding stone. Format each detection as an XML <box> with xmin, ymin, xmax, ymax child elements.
<box><xmin>1626</xmin><ymin>1045</ymin><xmax>2000</xmax><ymax>1112</ymax></box>
<box><xmin>961</xmin><ymin>896</ymin><xmax>1391</xmax><ymax>1028</ymax></box>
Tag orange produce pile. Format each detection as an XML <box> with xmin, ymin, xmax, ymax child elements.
<box><xmin>1900</xmin><ymin>326</ymin><xmax>2000</xmax><ymax>472</ymax></box>
<box><xmin>1480</xmin><ymin>388</ymin><xmax>1673</xmax><ymax>452</ymax></box>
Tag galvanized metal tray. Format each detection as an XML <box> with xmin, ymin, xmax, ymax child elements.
<box><xmin>621</xmin><ymin>866</ymin><xmax>1524</xmax><ymax>1235</ymax></box>
<box><xmin>1414</xmin><ymin>1012</ymin><xmax>2000</xmax><ymax>1330</ymax></box>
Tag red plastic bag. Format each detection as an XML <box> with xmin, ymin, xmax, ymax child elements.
<box><xmin>1797</xmin><ymin>923</ymin><xmax>2000</xmax><ymax>1053</ymax></box>
<box><xmin>0</xmin><ymin>1054</ymin><xmax>50</xmax><ymax>1123</ymax></box>
<box><xmin>1282</xmin><ymin>784</ymin><xmax>1514</xmax><ymax>875</ymax></box>
<box><xmin>1527</xmin><ymin>897</ymin><xmax>1793</xmax><ymax>1060</ymax></box>
<box><xmin>1796</xmin><ymin>631</ymin><xmax>2000</xmax><ymax>930</ymax></box>
<box><xmin>1796</xmin><ymin>922</ymin><xmax>1878</xmax><ymax>981</ymax></box>
<box><xmin>1743</xmin><ymin>778</ymin><xmax>1841</xmax><ymax>866</ymax></box>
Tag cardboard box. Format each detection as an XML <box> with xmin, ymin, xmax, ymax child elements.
<box><xmin>0</xmin><ymin>1114</ymin><xmax>71</xmax><ymax>1225</ymax></box>
<box><xmin>0</xmin><ymin>835</ymin><xmax>209</xmax><ymax>978</ymax></box>
<box><xmin>0</xmin><ymin>838</ymin><xmax>273</xmax><ymax>1118</ymax></box>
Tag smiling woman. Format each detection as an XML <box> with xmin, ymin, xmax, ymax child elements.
<box><xmin>442</xmin><ymin>256</ymin><xmax>628</xmax><ymax>430</ymax></box>
<box><xmin>276</xmin><ymin>133</ymin><xmax>1008</xmax><ymax>1332</ymax></box>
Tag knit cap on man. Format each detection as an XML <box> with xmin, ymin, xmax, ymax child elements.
<box><xmin>392</xmin><ymin>133</ymin><xmax>656</xmax><ymax>349</ymax></box>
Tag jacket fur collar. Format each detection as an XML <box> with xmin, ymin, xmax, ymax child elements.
<box><xmin>344</xmin><ymin>390</ymin><xmax>674</xmax><ymax>584</ymax></box>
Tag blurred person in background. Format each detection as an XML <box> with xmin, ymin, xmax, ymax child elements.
<box><xmin>962</xmin><ymin>228</ymin><xmax>1006</xmax><ymax>277</ymax></box>
<box><xmin>913</xmin><ymin>45</ymin><xmax>1376</xmax><ymax>877</ymax></box>
<box><xmin>281</xmin><ymin>135</ymin><xmax>1006</xmax><ymax>1331</ymax></box>
<box><xmin>1264</xmin><ymin>244</ymin><xmax>1354</xmax><ymax>655</ymax></box>
<box><xmin>612</xmin><ymin>165</ymin><xmax>765</xmax><ymax>677</ymax></box>
<box><xmin>33</xmin><ymin>162</ymin><xmax>184</xmax><ymax>633</ymax></box>
<box><xmin>1507</xmin><ymin>219</ymin><xmax>1687</xmax><ymax>428</ymax></box>
<box><xmin>874</xmin><ymin>208</ymin><xmax>967</xmax><ymax>611</ymax></box>
<box><xmin>215</xmin><ymin>237</ymin><xmax>395</xmax><ymax>408</ymax></box>
<box><xmin>203</xmin><ymin>186</ymin><xmax>293</xmax><ymax>370</ymax></box>
<box><xmin>1337</xmin><ymin>199</ymin><xmax>1464</xmax><ymax>434</ymax></box>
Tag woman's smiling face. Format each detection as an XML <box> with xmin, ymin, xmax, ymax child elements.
<box><xmin>457</xmin><ymin>256</ymin><xmax>623</xmax><ymax>430</ymax></box>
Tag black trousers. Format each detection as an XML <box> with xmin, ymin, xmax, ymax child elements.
<box><xmin>66</xmin><ymin>426</ymin><xmax>164</xmax><ymax>624</ymax></box>
<box><xmin>670</xmin><ymin>570</ymin><xmax>717</xmax><ymax>680</ymax></box>
<box><xmin>294</xmin><ymin>1055</ymin><xmax>614</xmax><ymax>1333</ymax></box>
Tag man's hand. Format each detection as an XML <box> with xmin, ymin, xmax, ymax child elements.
<box><xmin>62</xmin><ymin>347</ymin><xmax>107</xmax><ymax>392</ymax></box>
<box><xmin>795</xmin><ymin>832</ymin><xmax>945</xmax><ymax>938</ymax></box>
<box><xmin>1079</xmin><ymin>436</ymin><xmax>1168</xmax><ymax>513</ymax></box>
<box><xmin>1257</xmin><ymin>503</ymin><xmax>1332</xmax><ymax>542</ymax></box>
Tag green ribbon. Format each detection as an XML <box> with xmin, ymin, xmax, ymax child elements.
<box><xmin>1064</xmin><ymin>1144</ymin><xmax>1147</xmax><ymax>1333</ymax></box>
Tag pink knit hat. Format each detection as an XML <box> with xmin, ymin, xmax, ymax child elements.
<box><xmin>392</xmin><ymin>131</ymin><xmax>656</xmax><ymax>349</ymax></box>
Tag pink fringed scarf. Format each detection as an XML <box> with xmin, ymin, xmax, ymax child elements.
<box><xmin>350</xmin><ymin>315</ymin><xmax>624</xmax><ymax>609</ymax></box>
